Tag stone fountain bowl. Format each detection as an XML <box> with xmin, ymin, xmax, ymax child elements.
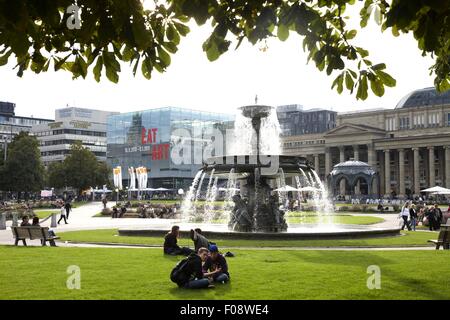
<box><xmin>239</xmin><ymin>105</ymin><xmax>273</xmax><ymax>119</ymax></box>
<box><xmin>204</xmin><ymin>154</ymin><xmax>313</xmax><ymax>178</ymax></box>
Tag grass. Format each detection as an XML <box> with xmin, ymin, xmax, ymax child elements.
<box><xmin>58</xmin><ymin>229</ymin><xmax>437</xmax><ymax>248</ymax></box>
<box><xmin>0</xmin><ymin>246</ymin><xmax>449</xmax><ymax>300</ymax></box>
<box><xmin>33</xmin><ymin>210</ymin><xmax>59</xmax><ymax>219</ymax></box>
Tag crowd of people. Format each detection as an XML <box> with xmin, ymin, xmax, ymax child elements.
<box><xmin>399</xmin><ymin>202</ymin><xmax>447</xmax><ymax>231</ymax></box>
<box><xmin>164</xmin><ymin>225</ymin><xmax>232</xmax><ymax>289</ymax></box>
<box><xmin>109</xmin><ymin>201</ymin><xmax>179</xmax><ymax>219</ymax></box>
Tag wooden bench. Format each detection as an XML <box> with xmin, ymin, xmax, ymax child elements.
<box><xmin>428</xmin><ymin>227</ymin><xmax>450</xmax><ymax>250</ymax></box>
<box><xmin>11</xmin><ymin>226</ymin><xmax>60</xmax><ymax>246</ymax></box>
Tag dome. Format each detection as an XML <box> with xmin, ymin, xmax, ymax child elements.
<box><xmin>395</xmin><ymin>87</ymin><xmax>450</xmax><ymax>109</ymax></box>
<box><xmin>330</xmin><ymin>160</ymin><xmax>376</xmax><ymax>176</ymax></box>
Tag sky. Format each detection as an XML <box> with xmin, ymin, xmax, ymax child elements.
<box><xmin>0</xmin><ymin>3</ymin><xmax>435</xmax><ymax>120</ymax></box>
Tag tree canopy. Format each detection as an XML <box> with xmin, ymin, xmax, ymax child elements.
<box><xmin>46</xmin><ymin>141</ymin><xmax>110</xmax><ymax>194</ymax></box>
<box><xmin>0</xmin><ymin>0</ymin><xmax>448</xmax><ymax>100</ymax></box>
<box><xmin>0</xmin><ymin>132</ymin><xmax>45</xmax><ymax>193</ymax></box>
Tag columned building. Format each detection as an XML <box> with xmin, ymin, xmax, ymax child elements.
<box><xmin>281</xmin><ymin>87</ymin><xmax>450</xmax><ymax>198</ymax></box>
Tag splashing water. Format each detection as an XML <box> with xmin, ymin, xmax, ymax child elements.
<box><xmin>181</xmin><ymin>170</ymin><xmax>204</xmax><ymax>221</ymax></box>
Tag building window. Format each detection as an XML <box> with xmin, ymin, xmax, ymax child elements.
<box><xmin>399</xmin><ymin>117</ymin><xmax>410</xmax><ymax>130</ymax></box>
<box><xmin>428</xmin><ymin>112</ymin><xmax>439</xmax><ymax>127</ymax></box>
<box><xmin>385</xmin><ymin>118</ymin><xmax>395</xmax><ymax>131</ymax></box>
<box><xmin>413</xmin><ymin>113</ymin><xmax>425</xmax><ymax>128</ymax></box>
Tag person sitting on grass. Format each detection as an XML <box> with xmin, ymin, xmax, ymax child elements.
<box><xmin>170</xmin><ymin>247</ymin><xmax>215</xmax><ymax>289</ymax></box>
<box><xmin>20</xmin><ymin>215</ymin><xmax>31</xmax><ymax>226</ymax></box>
<box><xmin>164</xmin><ymin>226</ymin><xmax>194</xmax><ymax>256</ymax></box>
<box><xmin>203</xmin><ymin>245</ymin><xmax>230</xmax><ymax>284</ymax></box>
<box><xmin>190</xmin><ymin>228</ymin><xmax>211</xmax><ymax>253</ymax></box>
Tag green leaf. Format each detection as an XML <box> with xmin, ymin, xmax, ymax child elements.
<box><xmin>346</xmin><ymin>30</ymin><xmax>357</xmax><ymax>40</ymax></box>
<box><xmin>345</xmin><ymin>72</ymin><xmax>354</xmax><ymax>91</ymax></box>
<box><xmin>372</xmin><ymin>63</ymin><xmax>386</xmax><ymax>71</ymax></box>
<box><xmin>376</xmin><ymin>70</ymin><xmax>396</xmax><ymax>87</ymax></box>
<box><xmin>93</xmin><ymin>56</ymin><xmax>103</xmax><ymax>82</ymax></box>
<box><xmin>0</xmin><ymin>50</ymin><xmax>12</xmax><ymax>66</ymax></box>
<box><xmin>356</xmin><ymin>75</ymin><xmax>369</xmax><ymax>100</ymax></box>
<box><xmin>157</xmin><ymin>46</ymin><xmax>171</xmax><ymax>67</ymax></box>
<box><xmin>173</xmin><ymin>22</ymin><xmax>190</xmax><ymax>36</ymax></box>
<box><xmin>277</xmin><ymin>24</ymin><xmax>289</xmax><ymax>41</ymax></box>
<box><xmin>141</xmin><ymin>57</ymin><xmax>152</xmax><ymax>80</ymax></box>
<box><xmin>166</xmin><ymin>24</ymin><xmax>180</xmax><ymax>45</ymax></box>
<box><xmin>370</xmin><ymin>78</ymin><xmax>385</xmax><ymax>97</ymax></box>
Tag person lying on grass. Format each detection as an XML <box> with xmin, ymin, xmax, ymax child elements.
<box><xmin>171</xmin><ymin>247</ymin><xmax>218</xmax><ymax>289</ymax></box>
<box><xmin>203</xmin><ymin>245</ymin><xmax>230</xmax><ymax>284</ymax></box>
<box><xmin>164</xmin><ymin>225</ymin><xmax>194</xmax><ymax>256</ymax></box>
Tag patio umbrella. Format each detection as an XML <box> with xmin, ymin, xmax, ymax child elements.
<box><xmin>274</xmin><ymin>185</ymin><xmax>300</xmax><ymax>192</ymax></box>
<box><xmin>431</xmin><ymin>190</ymin><xmax>450</xmax><ymax>195</ymax></box>
<box><xmin>155</xmin><ymin>187</ymin><xmax>169</xmax><ymax>191</ymax></box>
<box><xmin>297</xmin><ymin>186</ymin><xmax>321</xmax><ymax>192</ymax></box>
<box><xmin>420</xmin><ymin>186</ymin><xmax>450</xmax><ymax>193</ymax></box>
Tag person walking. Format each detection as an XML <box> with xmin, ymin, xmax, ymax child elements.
<box><xmin>434</xmin><ymin>204</ymin><xmax>443</xmax><ymax>229</ymax></box>
<box><xmin>399</xmin><ymin>202</ymin><xmax>411</xmax><ymax>231</ymax></box>
<box><xmin>64</xmin><ymin>201</ymin><xmax>72</xmax><ymax>220</ymax></box>
<box><xmin>409</xmin><ymin>203</ymin><xmax>418</xmax><ymax>231</ymax></box>
<box><xmin>425</xmin><ymin>205</ymin><xmax>436</xmax><ymax>231</ymax></box>
<box><xmin>58</xmin><ymin>204</ymin><xmax>68</xmax><ymax>224</ymax></box>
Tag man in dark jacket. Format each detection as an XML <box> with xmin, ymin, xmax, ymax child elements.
<box><xmin>203</xmin><ymin>245</ymin><xmax>230</xmax><ymax>283</ymax></box>
<box><xmin>64</xmin><ymin>202</ymin><xmax>72</xmax><ymax>219</ymax></box>
<box><xmin>434</xmin><ymin>204</ymin><xmax>443</xmax><ymax>229</ymax></box>
<box><xmin>164</xmin><ymin>226</ymin><xmax>194</xmax><ymax>256</ymax></box>
<box><xmin>173</xmin><ymin>247</ymin><xmax>214</xmax><ymax>289</ymax></box>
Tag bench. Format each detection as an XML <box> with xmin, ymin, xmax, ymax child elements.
<box><xmin>428</xmin><ymin>227</ymin><xmax>450</xmax><ymax>250</ymax></box>
<box><xmin>11</xmin><ymin>226</ymin><xmax>60</xmax><ymax>246</ymax></box>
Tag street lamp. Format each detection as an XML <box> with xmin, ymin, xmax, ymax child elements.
<box><xmin>115</xmin><ymin>188</ymin><xmax>119</xmax><ymax>205</ymax></box>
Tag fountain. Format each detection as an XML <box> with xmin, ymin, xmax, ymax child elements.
<box><xmin>119</xmin><ymin>104</ymin><xmax>401</xmax><ymax>240</ymax></box>
<box><xmin>182</xmin><ymin>105</ymin><xmax>330</xmax><ymax>232</ymax></box>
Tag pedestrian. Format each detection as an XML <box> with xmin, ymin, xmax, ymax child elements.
<box><xmin>425</xmin><ymin>205</ymin><xmax>435</xmax><ymax>231</ymax></box>
<box><xmin>102</xmin><ymin>195</ymin><xmax>108</xmax><ymax>209</ymax></box>
<box><xmin>64</xmin><ymin>201</ymin><xmax>72</xmax><ymax>219</ymax></box>
<box><xmin>409</xmin><ymin>203</ymin><xmax>417</xmax><ymax>231</ymax></box>
<box><xmin>58</xmin><ymin>204</ymin><xmax>68</xmax><ymax>224</ymax></box>
<box><xmin>399</xmin><ymin>202</ymin><xmax>411</xmax><ymax>231</ymax></box>
<box><xmin>434</xmin><ymin>204</ymin><xmax>443</xmax><ymax>229</ymax></box>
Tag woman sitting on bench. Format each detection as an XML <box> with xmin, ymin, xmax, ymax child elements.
<box><xmin>32</xmin><ymin>217</ymin><xmax>57</xmax><ymax>247</ymax></box>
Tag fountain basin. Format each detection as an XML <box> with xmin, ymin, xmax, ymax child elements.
<box><xmin>118</xmin><ymin>224</ymin><xmax>401</xmax><ymax>240</ymax></box>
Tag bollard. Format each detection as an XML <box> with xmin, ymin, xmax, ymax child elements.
<box><xmin>12</xmin><ymin>212</ymin><xmax>18</xmax><ymax>227</ymax></box>
<box><xmin>0</xmin><ymin>212</ymin><xmax>6</xmax><ymax>230</ymax></box>
<box><xmin>51</xmin><ymin>212</ymin><xmax>57</xmax><ymax>228</ymax></box>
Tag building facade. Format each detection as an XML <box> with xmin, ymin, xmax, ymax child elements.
<box><xmin>277</xmin><ymin>104</ymin><xmax>337</xmax><ymax>136</ymax></box>
<box><xmin>281</xmin><ymin>87</ymin><xmax>450</xmax><ymax>198</ymax></box>
<box><xmin>32</xmin><ymin>107</ymin><xmax>118</xmax><ymax>166</ymax></box>
<box><xmin>0</xmin><ymin>101</ymin><xmax>53</xmax><ymax>154</ymax></box>
<box><xmin>107</xmin><ymin>107</ymin><xmax>234</xmax><ymax>190</ymax></box>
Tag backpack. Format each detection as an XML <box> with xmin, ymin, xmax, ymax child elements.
<box><xmin>170</xmin><ymin>257</ymin><xmax>191</xmax><ymax>285</ymax></box>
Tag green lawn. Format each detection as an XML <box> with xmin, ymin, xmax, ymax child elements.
<box><xmin>286</xmin><ymin>215</ymin><xmax>383</xmax><ymax>225</ymax></box>
<box><xmin>58</xmin><ymin>229</ymin><xmax>437</xmax><ymax>248</ymax></box>
<box><xmin>0</xmin><ymin>246</ymin><xmax>448</xmax><ymax>300</ymax></box>
<box><xmin>33</xmin><ymin>210</ymin><xmax>59</xmax><ymax>219</ymax></box>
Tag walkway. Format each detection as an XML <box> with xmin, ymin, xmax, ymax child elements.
<box><xmin>0</xmin><ymin>202</ymin><xmax>436</xmax><ymax>250</ymax></box>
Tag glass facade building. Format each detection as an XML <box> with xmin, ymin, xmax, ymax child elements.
<box><xmin>107</xmin><ymin>107</ymin><xmax>234</xmax><ymax>189</ymax></box>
